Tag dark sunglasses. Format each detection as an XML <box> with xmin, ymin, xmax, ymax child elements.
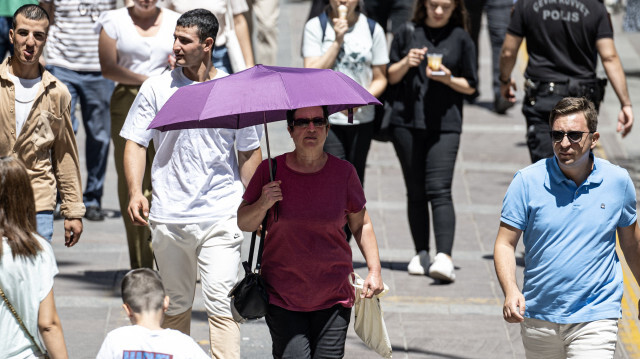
<box><xmin>549</xmin><ymin>130</ymin><xmax>594</xmax><ymax>143</ymax></box>
<box><xmin>293</xmin><ymin>117</ymin><xmax>327</xmax><ymax>128</ymax></box>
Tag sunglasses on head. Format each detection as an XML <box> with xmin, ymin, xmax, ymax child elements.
<box><xmin>292</xmin><ymin>117</ymin><xmax>327</xmax><ymax>128</ymax></box>
<box><xmin>549</xmin><ymin>130</ymin><xmax>594</xmax><ymax>143</ymax></box>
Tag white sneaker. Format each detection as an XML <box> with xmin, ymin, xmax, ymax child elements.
<box><xmin>407</xmin><ymin>250</ymin><xmax>429</xmax><ymax>275</ymax></box>
<box><xmin>429</xmin><ymin>253</ymin><xmax>456</xmax><ymax>282</ymax></box>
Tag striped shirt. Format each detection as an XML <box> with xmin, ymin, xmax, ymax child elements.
<box><xmin>45</xmin><ymin>0</ymin><xmax>116</xmax><ymax>72</ymax></box>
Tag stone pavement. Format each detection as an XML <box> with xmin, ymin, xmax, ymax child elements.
<box><xmin>49</xmin><ymin>1</ymin><xmax>640</xmax><ymax>358</ymax></box>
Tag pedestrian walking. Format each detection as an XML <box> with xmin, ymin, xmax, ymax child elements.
<box><xmin>40</xmin><ymin>0</ymin><xmax>116</xmax><ymax>221</ymax></box>
<box><xmin>494</xmin><ymin>97</ymin><xmax>640</xmax><ymax>358</ymax></box>
<box><xmin>121</xmin><ymin>9</ymin><xmax>262</xmax><ymax>358</ymax></box>
<box><xmin>95</xmin><ymin>0</ymin><xmax>179</xmax><ymax>269</ymax></box>
<box><xmin>464</xmin><ymin>0</ymin><xmax>513</xmax><ymax>113</ymax></box>
<box><xmin>0</xmin><ymin>4</ymin><xmax>84</xmax><ymax>245</ymax></box>
<box><xmin>237</xmin><ymin>105</ymin><xmax>384</xmax><ymax>359</ymax></box>
<box><xmin>0</xmin><ymin>156</ymin><xmax>68</xmax><ymax>358</ymax></box>
<box><xmin>387</xmin><ymin>0</ymin><xmax>477</xmax><ymax>281</ymax></box>
<box><xmin>96</xmin><ymin>269</ymin><xmax>209</xmax><ymax>359</ymax></box>
<box><xmin>499</xmin><ymin>0</ymin><xmax>634</xmax><ymax>163</ymax></box>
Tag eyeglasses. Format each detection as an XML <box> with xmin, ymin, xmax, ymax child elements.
<box><xmin>549</xmin><ymin>131</ymin><xmax>594</xmax><ymax>143</ymax></box>
<box><xmin>292</xmin><ymin>117</ymin><xmax>327</xmax><ymax>128</ymax></box>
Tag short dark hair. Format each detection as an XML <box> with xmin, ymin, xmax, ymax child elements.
<box><xmin>176</xmin><ymin>8</ymin><xmax>219</xmax><ymax>44</ymax></box>
<box><xmin>286</xmin><ymin>106</ymin><xmax>330</xmax><ymax>128</ymax></box>
<box><xmin>549</xmin><ymin>97</ymin><xmax>598</xmax><ymax>132</ymax></box>
<box><xmin>13</xmin><ymin>4</ymin><xmax>50</xmax><ymax>29</ymax></box>
<box><xmin>121</xmin><ymin>268</ymin><xmax>165</xmax><ymax>313</ymax></box>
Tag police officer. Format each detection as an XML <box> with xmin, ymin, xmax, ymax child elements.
<box><xmin>499</xmin><ymin>0</ymin><xmax>634</xmax><ymax>163</ymax></box>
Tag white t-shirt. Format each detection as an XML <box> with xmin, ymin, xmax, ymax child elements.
<box><xmin>0</xmin><ymin>235</ymin><xmax>58</xmax><ymax>358</ymax></box>
<box><xmin>96</xmin><ymin>325</ymin><xmax>210</xmax><ymax>359</ymax></box>
<box><xmin>45</xmin><ymin>0</ymin><xmax>117</xmax><ymax>72</ymax></box>
<box><xmin>163</xmin><ymin>0</ymin><xmax>249</xmax><ymax>46</ymax></box>
<box><xmin>94</xmin><ymin>7</ymin><xmax>181</xmax><ymax>77</ymax></box>
<box><xmin>120</xmin><ymin>68</ymin><xmax>263</xmax><ymax>224</ymax></box>
<box><xmin>303</xmin><ymin>14</ymin><xmax>389</xmax><ymax>125</ymax></box>
<box><xmin>7</xmin><ymin>71</ymin><xmax>41</xmax><ymax>136</ymax></box>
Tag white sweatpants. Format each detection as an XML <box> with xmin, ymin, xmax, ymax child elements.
<box><xmin>521</xmin><ymin>317</ymin><xmax>619</xmax><ymax>359</ymax></box>
<box><xmin>151</xmin><ymin>217</ymin><xmax>243</xmax><ymax>317</ymax></box>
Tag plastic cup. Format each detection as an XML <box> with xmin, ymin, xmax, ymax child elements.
<box><xmin>427</xmin><ymin>53</ymin><xmax>443</xmax><ymax>71</ymax></box>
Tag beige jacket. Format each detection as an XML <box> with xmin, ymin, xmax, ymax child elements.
<box><xmin>0</xmin><ymin>57</ymin><xmax>85</xmax><ymax>218</ymax></box>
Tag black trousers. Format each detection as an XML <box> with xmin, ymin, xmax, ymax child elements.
<box><xmin>391</xmin><ymin>127</ymin><xmax>459</xmax><ymax>256</ymax></box>
<box><xmin>266</xmin><ymin>304</ymin><xmax>351</xmax><ymax>359</ymax></box>
<box><xmin>522</xmin><ymin>92</ymin><xmax>565</xmax><ymax>163</ymax></box>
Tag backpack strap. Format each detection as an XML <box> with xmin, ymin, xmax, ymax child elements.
<box><xmin>367</xmin><ymin>17</ymin><xmax>376</xmax><ymax>37</ymax></box>
<box><xmin>319</xmin><ymin>11</ymin><xmax>329</xmax><ymax>43</ymax></box>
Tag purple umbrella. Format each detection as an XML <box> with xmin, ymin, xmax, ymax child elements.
<box><xmin>148</xmin><ymin>65</ymin><xmax>381</xmax><ymax>179</ymax></box>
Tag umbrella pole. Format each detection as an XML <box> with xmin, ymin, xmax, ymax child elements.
<box><xmin>263</xmin><ymin>113</ymin><xmax>274</xmax><ymax>182</ymax></box>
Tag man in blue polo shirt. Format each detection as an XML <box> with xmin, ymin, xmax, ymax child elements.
<box><xmin>494</xmin><ymin>97</ymin><xmax>640</xmax><ymax>358</ymax></box>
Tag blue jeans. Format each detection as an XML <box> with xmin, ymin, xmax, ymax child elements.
<box><xmin>212</xmin><ymin>45</ymin><xmax>232</xmax><ymax>74</ymax></box>
<box><xmin>0</xmin><ymin>17</ymin><xmax>12</xmax><ymax>60</ymax></box>
<box><xmin>47</xmin><ymin>66</ymin><xmax>114</xmax><ymax>208</ymax></box>
<box><xmin>36</xmin><ymin>211</ymin><xmax>54</xmax><ymax>242</ymax></box>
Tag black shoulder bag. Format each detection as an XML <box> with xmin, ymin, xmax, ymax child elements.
<box><xmin>228</xmin><ymin>159</ymin><xmax>277</xmax><ymax>321</ymax></box>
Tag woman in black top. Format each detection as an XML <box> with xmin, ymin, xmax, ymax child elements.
<box><xmin>387</xmin><ymin>0</ymin><xmax>477</xmax><ymax>282</ymax></box>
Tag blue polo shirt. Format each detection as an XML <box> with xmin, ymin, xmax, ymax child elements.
<box><xmin>500</xmin><ymin>155</ymin><xmax>637</xmax><ymax>324</ymax></box>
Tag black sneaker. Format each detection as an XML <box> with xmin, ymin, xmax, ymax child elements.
<box><xmin>85</xmin><ymin>206</ymin><xmax>105</xmax><ymax>221</ymax></box>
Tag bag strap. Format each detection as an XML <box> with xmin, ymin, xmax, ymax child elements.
<box><xmin>319</xmin><ymin>11</ymin><xmax>376</xmax><ymax>43</ymax></box>
<box><xmin>247</xmin><ymin>158</ymin><xmax>278</xmax><ymax>272</ymax></box>
<box><xmin>0</xmin><ymin>286</ymin><xmax>47</xmax><ymax>356</ymax></box>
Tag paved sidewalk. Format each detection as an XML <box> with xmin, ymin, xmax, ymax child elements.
<box><xmin>49</xmin><ymin>2</ymin><xmax>640</xmax><ymax>358</ymax></box>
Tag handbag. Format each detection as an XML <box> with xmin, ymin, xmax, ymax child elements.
<box><xmin>224</xmin><ymin>0</ymin><xmax>247</xmax><ymax>73</ymax></box>
<box><xmin>372</xmin><ymin>22</ymin><xmax>415</xmax><ymax>142</ymax></box>
<box><xmin>350</xmin><ymin>272</ymin><xmax>392</xmax><ymax>359</ymax></box>
<box><xmin>0</xmin><ymin>286</ymin><xmax>50</xmax><ymax>358</ymax></box>
<box><xmin>228</xmin><ymin>159</ymin><xmax>278</xmax><ymax>322</ymax></box>
<box><xmin>228</xmin><ymin>214</ymin><xmax>270</xmax><ymax>321</ymax></box>
<box><xmin>372</xmin><ymin>85</ymin><xmax>397</xmax><ymax>142</ymax></box>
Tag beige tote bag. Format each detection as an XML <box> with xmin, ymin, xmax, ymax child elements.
<box><xmin>350</xmin><ymin>272</ymin><xmax>392</xmax><ymax>358</ymax></box>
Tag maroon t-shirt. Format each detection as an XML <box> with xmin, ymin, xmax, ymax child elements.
<box><xmin>243</xmin><ymin>153</ymin><xmax>366</xmax><ymax>311</ymax></box>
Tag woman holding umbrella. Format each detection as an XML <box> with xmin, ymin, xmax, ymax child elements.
<box><xmin>237</xmin><ymin>106</ymin><xmax>384</xmax><ymax>358</ymax></box>
<box><xmin>387</xmin><ymin>0</ymin><xmax>476</xmax><ymax>282</ymax></box>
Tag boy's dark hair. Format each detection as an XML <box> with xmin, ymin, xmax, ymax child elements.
<box><xmin>176</xmin><ymin>9</ymin><xmax>219</xmax><ymax>44</ymax></box>
<box><xmin>286</xmin><ymin>106</ymin><xmax>330</xmax><ymax>128</ymax></box>
<box><xmin>13</xmin><ymin>4</ymin><xmax>50</xmax><ymax>29</ymax></box>
<box><xmin>549</xmin><ymin>97</ymin><xmax>598</xmax><ymax>132</ymax></box>
<box><xmin>121</xmin><ymin>268</ymin><xmax>165</xmax><ymax>313</ymax></box>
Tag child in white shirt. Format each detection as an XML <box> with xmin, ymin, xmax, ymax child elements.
<box><xmin>97</xmin><ymin>269</ymin><xmax>210</xmax><ymax>359</ymax></box>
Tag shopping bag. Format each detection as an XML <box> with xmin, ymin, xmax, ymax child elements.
<box><xmin>350</xmin><ymin>272</ymin><xmax>392</xmax><ymax>358</ymax></box>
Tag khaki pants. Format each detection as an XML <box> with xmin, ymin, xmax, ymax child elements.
<box><xmin>247</xmin><ymin>0</ymin><xmax>279</xmax><ymax>65</ymax></box>
<box><xmin>110</xmin><ymin>84</ymin><xmax>155</xmax><ymax>269</ymax></box>
<box><xmin>521</xmin><ymin>317</ymin><xmax>618</xmax><ymax>359</ymax></box>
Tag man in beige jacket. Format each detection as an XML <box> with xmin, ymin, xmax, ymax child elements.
<box><xmin>0</xmin><ymin>4</ymin><xmax>84</xmax><ymax>245</ymax></box>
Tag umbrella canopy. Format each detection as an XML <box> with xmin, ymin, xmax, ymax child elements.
<box><xmin>148</xmin><ymin>65</ymin><xmax>381</xmax><ymax>132</ymax></box>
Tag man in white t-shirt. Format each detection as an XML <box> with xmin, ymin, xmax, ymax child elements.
<box><xmin>0</xmin><ymin>4</ymin><xmax>84</xmax><ymax>245</ymax></box>
<box><xmin>97</xmin><ymin>268</ymin><xmax>210</xmax><ymax>359</ymax></box>
<box><xmin>121</xmin><ymin>9</ymin><xmax>262</xmax><ymax>359</ymax></box>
